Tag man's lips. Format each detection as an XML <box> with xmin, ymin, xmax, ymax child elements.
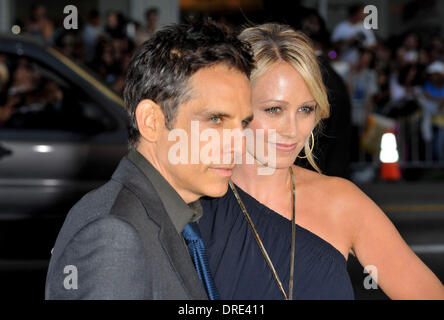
<box><xmin>209</xmin><ymin>165</ymin><xmax>234</xmax><ymax>176</ymax></box>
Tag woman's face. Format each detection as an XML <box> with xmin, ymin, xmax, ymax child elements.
<box><xmin>247</xmin><ymin>62</ymin><xmax>317</xmax><ymax>169</ymax></box>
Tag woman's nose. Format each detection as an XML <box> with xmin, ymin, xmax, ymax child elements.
<box><xmin>281</xmin><ymin>113</ymin><xmax>298</xmax><ymax>137</ymax></box>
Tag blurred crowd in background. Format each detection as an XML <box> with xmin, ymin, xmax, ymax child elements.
<box><xmin>20</xmin><ymin>4</ymin><xmax>160</xmax><ymax>93</ymax></box>
<box><xmin>2</xmin><ymin>2</ymin><xmax>444</xmax><ymax>175</ymax></box>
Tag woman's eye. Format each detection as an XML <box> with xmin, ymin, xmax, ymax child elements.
<box><xmin>241</xmin><ymin>120</ymin><xmax>250</xmax><ymax>128</ymax></box>
<box><xmin>265</xmin><ymin>106</ymin><xmax>281</xmax><ymax>114</ymax></box>
<box><xmin>299</xmin><ymin>105</ymin><xmax>315</xmax><ymax>113</ymax></box>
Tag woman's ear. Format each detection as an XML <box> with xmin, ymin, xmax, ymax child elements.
<box><xmin>135</xmin><ymin>99</ymin><xmax>165</xmax><ymax>142</ymax></box>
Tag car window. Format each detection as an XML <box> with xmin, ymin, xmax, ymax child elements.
<box><xmin>0</xmin><ymin>53</ymin><xmax>117</xmax><ymax>136</ymax></box>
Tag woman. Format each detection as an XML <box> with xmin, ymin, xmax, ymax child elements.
<box><xmin>198</xmin><ymin>23</ymin><xmax>444</xmax><ymax>300</ymax></box>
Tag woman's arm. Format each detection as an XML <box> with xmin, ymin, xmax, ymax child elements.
<box><xmin>339</xmin><ymin>178</ymin><xmax>444</xmax><ymax>299</ymax></box>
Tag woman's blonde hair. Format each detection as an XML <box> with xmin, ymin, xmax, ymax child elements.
<box><xmin>239</xmin><ymin>23</ymin><xmax>330</xmax><ymax>173</ymax></box>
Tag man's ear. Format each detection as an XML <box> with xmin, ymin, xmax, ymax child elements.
<box><xmin>135</xmin><ymin>99</ymin><xmax>165</xmax><ymax>142</ymax></box>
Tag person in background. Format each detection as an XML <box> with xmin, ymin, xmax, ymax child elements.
<box><xmin>298</xmin><ymin>8</ymin><xmax>352</xmax><ymax>178</ymax></box>
<box><xmin>373</xmin><ymin>67</ymin><xmax>391</xmax><ymax>114</ymax></box>
<box><xmin>331</xmin><ymin>3</ymin><xmax>377</xmax><ymax>68</ymax></box>
<box><xmin>396</xmin><ymin>32</ymin><xmax>422</xmax><ymax>66</ymax></box>
<box><xmin>2</xmin><ymin>58</ymin><xmax>40</xmax><ymax>108</ymax></box>
<box><xmin>136</xmin><ymin>7</ymin><xmax>159</xmax><ymax>46</ymax></box>
<box><xmin>383</xmin><ymin>63</ymin><xmax>423</xmax><ymax>163</ymax></box>
<box><xmin>105</xmin><ymin>11</ymin><xmax>126</xmax><ymax>39</ymax></box>
<box><xmin>54</xmin><ymin>31</ymin><xmax>84</xmax><ymax>64</ymax></box>
<box><xmin>82</xmin><ymin>10</ymin><xmax>103</xmax><ymax>64</ymax></box>
<box><xmin>420</xmin><ymin>61</ymin><xmax>444</xmax><ymax>161</ymax></box>
<box><xmin>91</xmin><ymin>41</ymin><xmax>119</xmax><ymax>86</ymax></box>
<box><xmin>348</xmin><ymin>49</ymin><xmax>378</xmax><ymax>163</ymax></box>
<box><xmin>0</xmin><ymin>54</ymin><xmax>10</xmax><ymax>93</ymax></box>
<box><xmin>25</xmin><ymin>3</ymin><xmax>54</xmax><ymax>43</ymax></box>
<box><xmin>0</xmin><ymin>55</ymin><xmax>13</xmax><ymax>125</ymax></box>
<box><xmin>427</xmin><ymin>36</ymin><xmax>444</xmax><ymax>64</ymax></box>
<box><xmin>388</xmin><ymin>63</ymin><xmax>422</xmax><ymax>118</ymax></box>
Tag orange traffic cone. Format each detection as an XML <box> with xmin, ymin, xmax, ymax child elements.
<box><xmin>379</xmin><ymin>128</ymin><xmax>401</xmax><ymax>181</ymax></box>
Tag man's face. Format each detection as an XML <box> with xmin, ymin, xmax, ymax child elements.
<box><xmin>156</xmin><ymin>64</ymin><xmax>252</xmax><ymax>202</ymax></box>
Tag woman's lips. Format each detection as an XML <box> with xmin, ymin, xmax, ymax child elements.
<box><xmin>209</xmin><ymin>167</ymin><xmax>234</xmax><ymax>177</ymax></box>
<box><xmin>269</xmin><ymin>142</ymin><xmax>298</xmax><ymax>152</ymax></box>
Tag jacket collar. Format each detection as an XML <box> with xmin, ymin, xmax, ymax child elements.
<box><xmin>111</xmin><ymin>156</ymin><xmax>208</xmax><ymax>300</ymax></box>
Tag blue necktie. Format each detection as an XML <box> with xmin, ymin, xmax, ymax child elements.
<box><xmin>182</xmin><ymin>221</ymin><xmax>220</xmax><ymax>300</ymax></box>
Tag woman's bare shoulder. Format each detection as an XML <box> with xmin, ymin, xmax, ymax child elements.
<box><xmin>292</xmin><ymin>166</ymin><xmax>378</xmax><ymax>225</ymax></box>
<box><xmin>292</xmin><ymin>166</ymin><xmax>361</xmax><ymax>257</ymax></box>
<box><xmin>291</xmin><ymin>165</ymin><xmax>367</xmax><ymax>221</ymax></box>
<box><xmin>292</xmin><ymin>165</ymin><xmax>358</xmax><ymax>193</ymax></box>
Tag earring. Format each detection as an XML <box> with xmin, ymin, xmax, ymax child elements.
<box><xmin>297</xmin><ymin>132</ymin><xmax>314</xmax><ymax>159</ymax></box>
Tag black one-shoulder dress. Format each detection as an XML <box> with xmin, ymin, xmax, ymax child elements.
<box><xmin>199</xmin><ymin>184</ymin><xmax>355</xmax><ymax>300</ymax></box>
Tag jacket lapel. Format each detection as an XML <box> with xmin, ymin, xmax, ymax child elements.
<box><xmin>112</xmin><ymin>157</ymin><xmax>208</xmax><ymax>300</ymax></box>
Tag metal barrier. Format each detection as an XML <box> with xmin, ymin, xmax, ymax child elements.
<box><xmin>352</xmin><ymin>110</ymin><xmax>444</xmax><ymax>181</ymax></box>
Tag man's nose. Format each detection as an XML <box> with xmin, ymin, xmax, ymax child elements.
<box><xmin>233</xmin><ymin>128</ymin><xmax>246</xmax><ymax>156</ymax></box>
<box><xmin>223</xmin><ymin>126</ymin><xmax>245</xmax><ymax>163</ymax></box>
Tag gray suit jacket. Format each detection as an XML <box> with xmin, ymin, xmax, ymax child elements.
<box><xmin>45</xmin><ymin>156</ymin><xmax>208</xmax><ymax>300</ymax></box>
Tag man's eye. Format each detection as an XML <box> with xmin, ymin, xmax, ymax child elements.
<box><xmin>264</xmin><ymin>106</ymin><xmax>281</xmax><ymax>114</ymax></box>
<box><xmin>209</xmin><ymin>116</ymin><xmax>222</xmax><ymax>124</ymax></box>
<box><xmin>241</xmin><ymin>120</ymin><xmax>250</xmax><ymax>128</ymax></box>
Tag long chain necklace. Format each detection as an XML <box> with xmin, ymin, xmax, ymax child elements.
<box><xmin>229</xmin><ymin>166</ymin><xmax>296</xmax><ymax>300</ymax></box>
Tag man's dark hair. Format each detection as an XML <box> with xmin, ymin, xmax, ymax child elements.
<box><xmin>123</xmin><ymin>20</ymin><xmax>254</xmax><ymax>148</ymax></box>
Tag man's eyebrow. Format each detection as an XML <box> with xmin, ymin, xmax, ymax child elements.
<box><xmin>197</xmin><ymin>109</ymin><xmax>234</xmax><ymax>119</ymax></box>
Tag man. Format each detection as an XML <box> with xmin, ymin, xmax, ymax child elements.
<box><xmin>45</xmin><ymin>20</ymin><xmax>254</xmax><ymax>299</ymax></box>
